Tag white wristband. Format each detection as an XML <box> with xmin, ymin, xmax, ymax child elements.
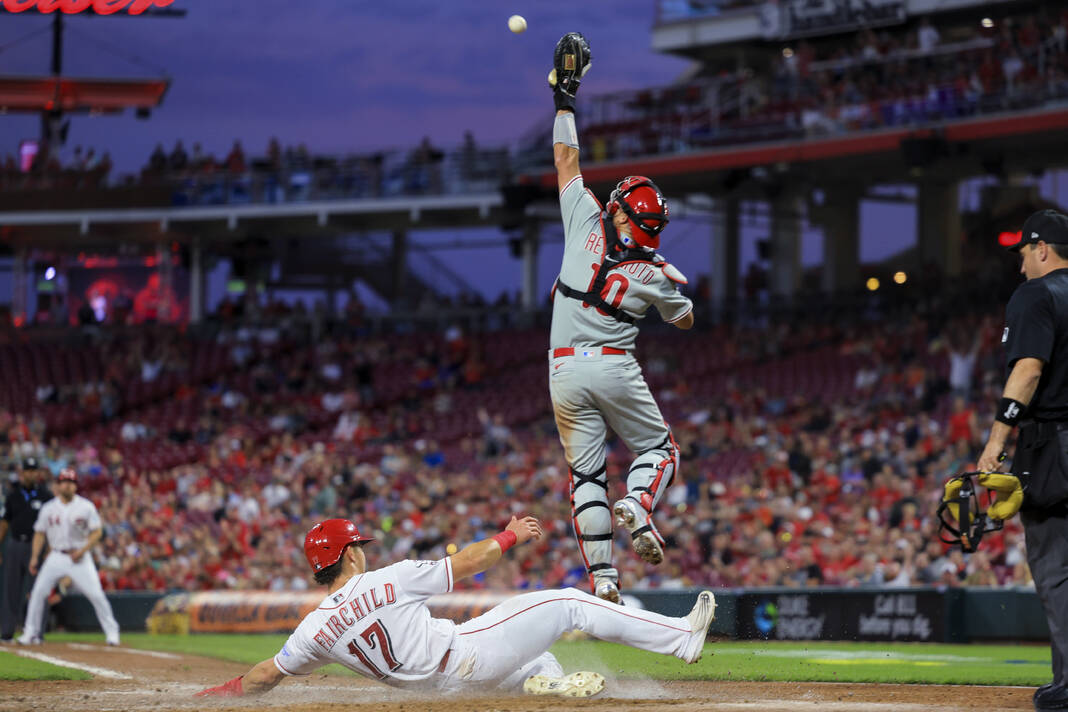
<box><xmin>553</xmin><ymin>112</ymin><xmax>579</xmax><ymax>150</ymax></box>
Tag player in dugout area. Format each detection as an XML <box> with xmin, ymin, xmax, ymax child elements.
<box><xmin>195</xmin><ymin>516</ymin><xmax>716</xmax><ymax>699</ymax></box>
<box><xmin>546</xmin><ymin>32</ymin><xmax>694</xmax><ymax>604</ymax></box>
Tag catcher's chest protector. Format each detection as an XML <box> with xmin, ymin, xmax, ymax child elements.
<box><xmin>555</xmin><ymin>216</ymin><xmax>663</xmax><ymax>324</ymax></box>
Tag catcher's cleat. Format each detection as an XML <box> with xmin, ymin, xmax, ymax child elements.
<box><xmin>613</xmin><ymin>496</ymin><xmax>665</xmax><ymax>565</ymax></box>
<box><xmin>679</xmin><ymin>591</ymin><xmax>716</xmax><ymax>664</ymax></box>
<box><xmin>523</xmin><ymin>671</ymin><xmax>606</xmax><ymax>698</ymax></box>
<box><xmin>594</xmin><ymin>578</ymin><xmax>621</xmax><ymax>605</ymax></box>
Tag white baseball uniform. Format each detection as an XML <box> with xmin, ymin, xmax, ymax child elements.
<box><xmin>272</xmin><ymin>557</ymin><xmax>701</xmax><ymax>692</ymax></box>
<box><xmin>550</xmin><ymin>173</ymin><xmax>692</xmax><ymax>589</ymax></box>
<box><xmin>19</xmin><ymin>494</ymin><xmax>119</xmax><ymax>644</ymax></box>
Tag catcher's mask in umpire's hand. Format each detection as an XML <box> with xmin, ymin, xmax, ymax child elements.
<box><xmin>937</xmin><ymin>472</ymin><xmax>1004</xmax><ymax>553</ymax></box>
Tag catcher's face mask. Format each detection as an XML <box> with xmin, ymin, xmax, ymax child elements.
<box><xmin>937</xmin><ymin>472</ymin><xmax>1005</xmax><ymax>553</ymax></box>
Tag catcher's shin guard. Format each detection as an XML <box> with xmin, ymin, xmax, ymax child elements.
<box><xmin>625</xmin><ymin>431</ymin><xmax>679</xmax><ymax>513</ymax></box>
<box><xmin>568</xmin><ymin>464</ymin><xmax>617</xmax><ymax>590</ymax></box>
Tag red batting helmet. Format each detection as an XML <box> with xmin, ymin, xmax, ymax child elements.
<box><xmin>606</xmin><ymin>176</ymin><xmax>669</xmax><ymax>249</ymax></box>
<box><xmin>304</xmin><ymin>519</ymin><xmax>374</xmax><ymax>572</ymax></box>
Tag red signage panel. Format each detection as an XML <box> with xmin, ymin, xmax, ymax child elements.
<box><xmin>0</xmin><ymin>0</ymin><xmax>175</xmax><ymax>14</ymax></box>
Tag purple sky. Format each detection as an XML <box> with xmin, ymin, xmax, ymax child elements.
<box><xmin>0</xmin><ymin>2</ymin><xmax>1057</xmax><ymax>306</ymax></box>
<box><xmin>0</xmin><ymin>1</ymin><xmax>692</xmax><ymax>171</ymax></box>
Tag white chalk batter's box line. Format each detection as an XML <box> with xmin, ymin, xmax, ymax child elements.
<box><xmin>8</xmin><ymin>649</ymin><xmax>131</xmax><ymax>679</ymax></box>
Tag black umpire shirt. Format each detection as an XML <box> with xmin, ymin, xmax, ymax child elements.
<box><xmin>1004</xmin><ymin>268</ymin><xmax>1068</xmax><ymax>421</ymax></box>
<box><xmin>2</xmin><ymin>481</ymin><xmax>52</xmax><ymax>542</ymax></box>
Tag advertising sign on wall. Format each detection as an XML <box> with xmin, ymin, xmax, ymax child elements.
<box><xmin>736</xmin><ymin>591</ymin><xmax>943</xmax><ymax>642</ymax></box>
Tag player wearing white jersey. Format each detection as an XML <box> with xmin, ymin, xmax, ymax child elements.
<box><xmin>547</xmin><ymin>32</ymin><xmax>695</xmax><ymax>604</ymax></box>
<box><xmin>195</xmin><ymin>516</ymin><xmax>716</xmax><ymax>699</ymax></box>
<box><xmin>17</xmin><ymin>469</ymin><xmax>119</xmax><ymax>646</ymax></box>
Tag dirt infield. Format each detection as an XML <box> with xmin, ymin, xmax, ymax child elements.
<box><xmin>0</xmin><ymin>642</ymin><xmax>1036</xmax><ymax>712</ymax></box>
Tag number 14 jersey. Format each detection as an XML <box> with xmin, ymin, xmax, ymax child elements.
<box><xmin>550</xmin><ymin>174</ymin><xmax>693</xmax><ymax>352</ymax></box>
<box><xmin>274</xmin><ymin>558</ymin><xmax>457</xmax><ymax>686</ymax></box>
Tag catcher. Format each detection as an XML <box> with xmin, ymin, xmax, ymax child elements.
<box><xmin>195</xmin><ymin>516</ymin><xmax>716</xmax><ymax>699</ymax></box>
<box><xmin>547</xmin><ymin>32</ymin><xmax>694</xmax><ymax>604</ymax></box>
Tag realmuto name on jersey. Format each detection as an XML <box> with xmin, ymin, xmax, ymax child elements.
<box><xmin>313</xmin><ymin>584</ymin><xmax>397</xmax><ymax>650</ymax></box>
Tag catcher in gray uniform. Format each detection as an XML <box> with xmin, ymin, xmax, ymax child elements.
<box><xmin>547</xmin><ymin>32</ymin><xmax>695</xmax><ymax>604</ymax></box>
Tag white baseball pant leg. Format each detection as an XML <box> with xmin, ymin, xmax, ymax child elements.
<box><xmin>22</xmin><ymin>552</ymin><xmax>119</xmax><ymax>643</ymax></box>
<box><xmin>445</xmin><ymin>588</ymin><xmax>695</xmax><ymax>691</ymax></box>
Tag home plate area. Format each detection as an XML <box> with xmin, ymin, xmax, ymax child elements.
<box><xmin>0</xmin><ymin>642</ymin><xmax>1037</xmax><ymax>712</ymax></box>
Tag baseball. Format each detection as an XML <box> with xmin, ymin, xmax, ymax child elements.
<box><xmin>508</xmin><ymin>14</ymin><xmax>527</xmax><ymax>34</ymax></box>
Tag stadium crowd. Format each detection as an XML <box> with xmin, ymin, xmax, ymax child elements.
<box><xmin>572</xmin><ymin>8</ymin><xmax>1068</xmax><ymax>161</ymax></box>
<box><xmin>0</xmin><ymin>281</ymin><xmax>1033</xmax><ymax>595</ymax></box>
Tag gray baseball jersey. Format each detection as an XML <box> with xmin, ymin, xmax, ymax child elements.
<box><xmin>549</xmin><ymin>174</ymin><xmax>692</xmax><ymax>351</ymax></box>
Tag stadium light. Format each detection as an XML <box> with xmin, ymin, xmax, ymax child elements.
<box><xmin>782</xmin><ymin>47</ymin><xmax>794</xmax><ymax>58</ymax></box>
<box><xmin>866</xmin><ymin>277</ymin><xmax>880</xmax><ymax>292</ymax></box>
<box><xmin>893</xmin><ymin>271</ymin><xmax>907</xmax><ymax>285</ymax></box>
<box><xmin>981</xmin><ymin>17</ymin><xmax>994</xmax><ymax>28</ymax></box>
<box><xmin>44</xmin><ymin>266</ymin><xmax>55</xmax><ymax>280</ymax></box>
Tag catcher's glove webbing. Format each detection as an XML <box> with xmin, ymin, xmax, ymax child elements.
<box><xmin>549</xmin><ymin>32</ymin><xmax>591</xmax><ymax>113</ymax></box>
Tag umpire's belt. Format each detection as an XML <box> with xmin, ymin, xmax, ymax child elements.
<box><xmin>1019</xmin><ymin>419</ymin><xmax>1068</xmax><ymax>440</ymax></box>
<box><xmin>550</xmin><ymin>347</ymin><xmax>628</xmax><ymax>359</ymax></box>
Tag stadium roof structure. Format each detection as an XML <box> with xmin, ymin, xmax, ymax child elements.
<box><xmin>0</xmin><ymin>74</ymin><xmax>169</xmax><ymax>114</ymax></box>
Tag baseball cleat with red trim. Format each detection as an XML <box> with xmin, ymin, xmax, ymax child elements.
<box><xmin>680</xmin><ymin>591</ymin><xmax>717</xmax><ymax>664</ymax></box>
<box><xmin>523</xmin><ymin>671</ymin><xmax>606</xmax><ymax>697</ymax></box>
<box><xmin>594</xmin><ymin>578</ymin><xmax>621</xmax><ymax>604</ymax></box>
<box><xmin>613</xmin><ymin>496</ymin><xmax>665</xmax><ymax>565</ymax></box>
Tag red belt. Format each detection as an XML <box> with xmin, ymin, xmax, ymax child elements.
<box><xmin>552</xmin><ymin>347</ymin><xmax>627</xmax><ymax>358</ymax></box>
<box><xmin>437</xmin><ymin>649</ymin><xmax>451</xmax><ymax>674</ymax></box>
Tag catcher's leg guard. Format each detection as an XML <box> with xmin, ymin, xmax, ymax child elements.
<box><xmin>569</xmin><ymin>464</ymin><xmax>617</xmax><ymax>599</ymax></box>
<box><xmin>625</xmin><ymin>431</ymin><xmax>679</xmax><ymax>513</ymax></box>
<box><xmin>615</xmin><ymin>431</ymin><xmax>679</xmax><ymax>566</ymax></box>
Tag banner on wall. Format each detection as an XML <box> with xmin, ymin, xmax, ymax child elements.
<box><xmin>146</xmin><ymin>590</ymin><xmax>516</xmax><ymax>635</ymax></box>
<box><xmin>736</xmin><ymin>591</ymin><xmax>943</xmax><ymax>642</ymax></box>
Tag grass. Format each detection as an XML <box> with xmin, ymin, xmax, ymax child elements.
<box><xmin>0</xmin><ymin>650</ymin><xmax>91</xmax><ymax>680</ymax></box>
<box><xmin>18</xmin><ymin>633</ymin><xmax>1055</xmax><ymax>686</ymax></box>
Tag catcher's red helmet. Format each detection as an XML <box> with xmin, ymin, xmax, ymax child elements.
<box><xmin>304</xmin><ymin>519</ymin><xmax>374</xmax><ymax>572</ymax></box>
<box><xmin>606</xmin><ymin>176</ymin><xmax>669</xmax><ymax>249</ymax></box>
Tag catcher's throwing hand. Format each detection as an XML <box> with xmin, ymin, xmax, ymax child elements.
<box><xmin>505</xmin><ymin>515</ymin><xmax>543</xmax><ymax>545</ymax></box>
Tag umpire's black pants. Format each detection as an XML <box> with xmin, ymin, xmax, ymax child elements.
<box><xmin>1017</xmin><ymin>422</ymin><xmax>1068</xmax><ymax>686</ymax></box>
<box><xmin>1024</xmin><ymin>508</ymin><xmax>1068</xmax><ymax>685</ymax></box>
<box><xmin>1</xmin><ymin>538</ymin><xmax>33</xmax><ymax>640</ymax></box>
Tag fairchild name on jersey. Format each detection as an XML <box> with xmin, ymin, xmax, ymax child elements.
<box><xmin>314</xmin><ymin>584</ymin><xmax>397</xmax><ymax>650</ymax></box>
<box><xmin>0</xmin><ymin>0</ymin><xmax>174</xmax><ymax>14</ymax></box>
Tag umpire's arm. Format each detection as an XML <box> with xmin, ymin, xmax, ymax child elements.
<box><xmin>978</xmin><ymin>356</ymin><xmax>1044</xmax><ymax>472</ymax></box>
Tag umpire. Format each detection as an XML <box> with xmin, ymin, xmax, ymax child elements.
<box><xmin>979</xmin><ymin>209</ymin><xmax>1068</xmax><ymax>710</ymax></box>
<box><xmin>0</xmin><ymin>457</ymin><xmax>50</xmax><ymax>644</ymax></box>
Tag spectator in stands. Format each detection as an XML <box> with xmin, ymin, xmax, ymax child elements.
<box><xmin>918</xmin><ymin>17</ymin><xmax>940</xmax><ymax>54</ymax></box>
<box><xmin>168</xmin><ymin>141</ymin><xmax>188</xmax><ymax>173</ymax></box>
<box><xmin>147</xmin><ymin>143</ymin><xmax>167</xmax><ymax>174</ymax></box>
<box><xmin>226</xmin><ymin>141</ymin><xmax>247</xmax><ymax>174</ymax></box>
